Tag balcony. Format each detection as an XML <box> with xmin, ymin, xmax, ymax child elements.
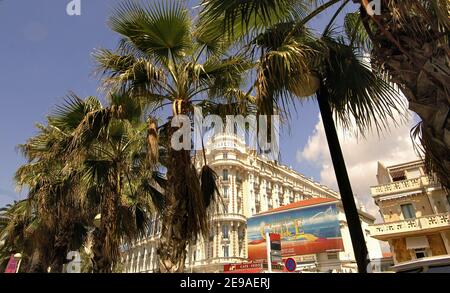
<box><xmin>210</xmin><ymin>157</ymin><xmax>247</xmax><ymax>170</ymax></box>
<box><xmin>370</xmin><ymin>212</ymin><xmax>450</xmax><ymax>240</ymax></box>
<box><xmin>371</xmin><ymin>176</ymin><xmax>430</xmax><ymax>197</ymax></box>
<box><xmin>212</xmin><ymin>213</ymin><xmax>247</xmax><ymax>223</ymax></box>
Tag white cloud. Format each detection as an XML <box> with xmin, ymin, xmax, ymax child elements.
<box><xmin>297</xmin><ymin>106</ymin><xmax>420</xmax><ymax>222</ymax></box>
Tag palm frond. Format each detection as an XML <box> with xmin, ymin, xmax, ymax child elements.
<box><xmin>198</xmin><ymin>55</ymin><xmax>253</xmax><ymax>98</ymax></box>
<box><xmin>343</xmin><ymin>11</ymin><xmax>372</xmax><ymax>52</ymax></box>
<box><xmin>50</xmin><ymin>93</ymin><xmax>96</xmax><ymax>131</ymax></box>
<box><xmin>256</xmin><ymin>35</ymin><xmax>319</xmax><ymax>116</ymax></box>
<box><xmin>199</xmin><ymin>0</ymin><xmax>311</xmax><ymax>36</ymax></box>
<box><xmin>109</xmin><ymin>0</ymin><xmax>192</xmax><ymax>62</ymax></box>
<box><xmin>93</xmin><ymin>48</ymin><xmax>165</xmax><ymax>96</ymax></box>
<box><xmin>320</xmin><ymin>37</ymin><xmax>407</xmax><ymax>135</ymax></box>
<box><xmin>200</xmin><ymin>165</ymin><xmax>219</xmax><ymax>208</ymax></box>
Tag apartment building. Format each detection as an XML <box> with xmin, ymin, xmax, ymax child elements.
<box><xmin>369</xmin><ymin>160</ymin><xmax>450</xmax><ymax>265</ymax></box>
<box><xmin>121</xmin><ymin>133</ymin><xmax>383</xmax><ymax>272</ymax></box>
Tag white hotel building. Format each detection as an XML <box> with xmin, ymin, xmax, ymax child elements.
<box><xmin>121</xmin><ymin>133</ymin><xmax>383</xmax><ymax>273</ymax></box>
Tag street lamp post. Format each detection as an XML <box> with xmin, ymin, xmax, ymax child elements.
<box><xmin>265</xmin><ymin>230</ymin><xmax>272</xmax><ymax>273</ymax></box>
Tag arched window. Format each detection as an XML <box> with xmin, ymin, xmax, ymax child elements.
<box><xmin>222</xmin><ymin>224</ymin><xmax>229</xmax><ymax>239</ymax></box>
<box><xmin>223</xmin><ymin>169</ymin><xmax>229</xmax><ymax>181</ymax></box>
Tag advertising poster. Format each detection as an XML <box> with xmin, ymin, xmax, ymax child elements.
<box><xmin>248</xmin><ymin>202</ymin><xmax>344</xmax><ymax>260</ymax></box>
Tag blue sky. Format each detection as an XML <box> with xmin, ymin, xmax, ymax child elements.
<box><xmin>1</xmin><ymin>0</ymin><xmax>411</xmax><ymax>212</ymax></box>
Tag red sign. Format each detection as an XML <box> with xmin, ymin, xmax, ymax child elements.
<box><xmin>4</xmin><ymin>255</ymin><xmax>18</xmax><ymax>273</ymax></box>
<box><xmin>224</xmin><ymin>262</ymin><xmax>263</xmax><ymax>272</ymax></box>
<box><xmin>223</xmin><ymin>261</ymin><xmax>285</xmax><ymax>273</ymax></box>
<box><xmin>269</xmin><ymin>233</ymin><xmax>280</xmax><ymax>242</ymax></box>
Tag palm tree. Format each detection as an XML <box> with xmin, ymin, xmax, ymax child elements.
<box><xmin>348</xmin><ymin>0</ymin><xmax>449</xmax><ymax>190</ymax></box>
<box><xmin>199</xmin><ymin>0</ymin><xmax>450</xmax><ymax>202</ymax></box>
<box><xmin>12</xmin><ymin>93</ymin><xmax>164</xmax><ymax>273</ymax></box>
<box><xmin>93</xmin><ymin>0</ymin><xmax>253</xmax><ymax>272</ymax></box>
<box><xmin>45</xmin><ymin>93</ymin><xmax>165</xmax><ymax>273</ymax></box>
<box><xmin>0</xmin><ymin>200</ymin><xmax>33</xmax><ymax>272</ymax></box>
<box><xmin>14</xmin><ymin>98</ymin><xmax>114</xmax><ymax>273</ymax></box>
<box><xmin>15</xmin><ymin>124</ymin><xmax>89</xmax><ymax>273</ymax></box>
<box><xmin>199</xmin><ymin>0</ymin><xmax>405</xmax><ymax>272</ymax></box>
<box><xmin>0</xmin><ymin>198</ymin><xmax>55</xmax><ymax>273</ymax></box>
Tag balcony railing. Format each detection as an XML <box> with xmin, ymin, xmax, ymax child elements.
<box><xmin>371</xmin><ymin>176</ymin><xmax>430</xmax><ymax>197</ymax></box>
<box><xmin>212</xmin><ymin>213</ymin><xmax>247</xmax><ymax>223</ymax></box>
<box><xmin>421</xmin><ymin>213</ymin><xmax>450</xmax><ymax>229</ymax></box>
<box><xmin>370</xmin><ymin>212</ymin><xmax>450</xmax><ymax>240</ymax></box>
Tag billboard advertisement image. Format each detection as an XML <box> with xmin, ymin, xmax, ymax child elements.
<box><xmin>248</xmin><ymin>202</ymin><xmax>344</xmax><ymax>260</ymax></box>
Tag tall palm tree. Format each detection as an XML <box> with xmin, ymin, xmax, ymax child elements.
<box><xmin>46</xmin><ymin>93</ymin><xmax>165</xmax><ymax>273</ymax></box>
<box><xmin>199</xmin><ymin>0</ymin><xmax>450</xmax><ymax>200</ymax></box>
<box><xmin>93</xmin><ymin>0</ymin><xmax>253</xmax><ymax>272</ymax></box>
<box><xmin>349</xmin><ymin>0</ymin><xmax>449</xmax><ymax>190</ymax></box>
<box><xmin>12</xmin><ymin>93</ymin><xmax>164</xmax><ymax>273</ymax></box>
<box><xmin>199</xmin><ymin>0</ymin><xmax>405</xmax><ymax>272</ymax></box>
<box><xmin>15</xmin><ymin>123</ymin><xmax>89</xmax><ymax>273</ymax></box>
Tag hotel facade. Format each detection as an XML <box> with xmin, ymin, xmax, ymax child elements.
<box><xmin>121</xmin><ymin>133</ymin><xmax>383</xmax><ymax>273</ymax></box>
<box><xmin>369</xmin><ymin>160</ymin><xmax>450</xmax><ymax>266</ymax></box>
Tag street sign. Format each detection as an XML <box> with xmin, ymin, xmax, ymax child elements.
<box><xmin>285</xmin><ymin>258</ymin><xmax>297</xmax><ymax>272</ymax></box>
<box><xmin>224</xmin><ymin>262</ymin><xmax>263</xmax><ymax>272</ymax></box>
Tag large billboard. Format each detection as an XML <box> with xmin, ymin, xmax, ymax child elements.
<box><xmin>248</xmin><ymin>202</ymin><xmax>344</xmax><ymax>260</ymax></box>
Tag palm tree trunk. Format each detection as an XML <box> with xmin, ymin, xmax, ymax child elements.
<box><xmin>92</xmin><ymin>183</ymin><xmax>120</xmax><ymax>273</ymax></box>
<box><xmin>359</xmin><ymin>1</ymin><xmax>450</xmax><ymax>190</ymax></box>
<box><xmin>317</xmin><ymin>85</ymin><xmax>369</xmax><ymax>273</ymax></box>
<box><xmin>28</xmin><ymin>248</ymin><xmax>47</xmax><ymax>273</ymax></box>
<box><xmin>157</xmin><ymin>144</ymin><xmax>190</xmax><ymax>273</ymax></box>
<box><xmin>49</xmin><ymin>220</ymin><xmax>75</xmax><ymax>273</ymax></box>
<box><xmin>49</xmin><ymin>236</ymin><xmax>69</xmax><ymax>273</ymax></box>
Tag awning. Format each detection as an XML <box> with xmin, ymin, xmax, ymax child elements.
<box><xmin>224</xmin><ymin>268</ymin><xmax>263</xmax><ymax>273</ymax></box>
<box><xmin>390</xmin><ymin>170</ymin><xmax>405</xmax><ymax>179</ymax></box>
<box><xmin>406</xmin><ymin>236</ymin><xmax>429</xmax><ymax>249</ymax></box>
<box><xmin>378</xmin><ymin>191</ymin><xmax>423</xmax><ymax>201</ymax></box>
